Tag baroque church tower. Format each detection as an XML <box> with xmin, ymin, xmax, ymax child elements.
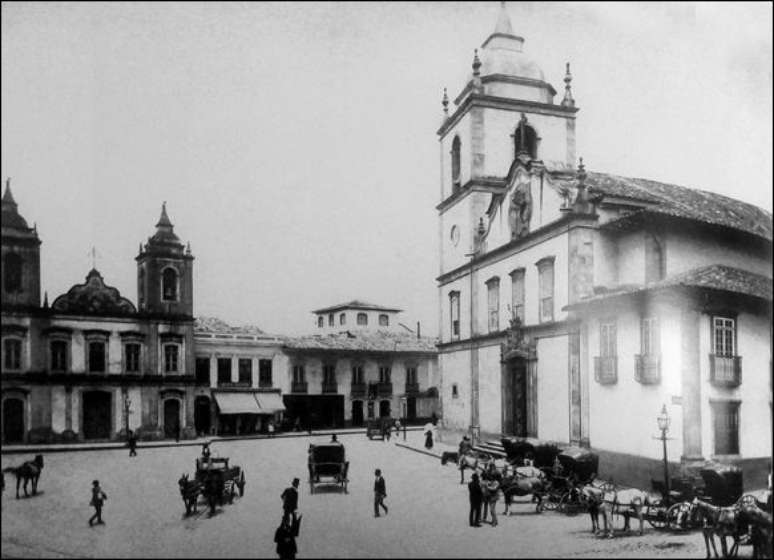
<box><xmin>1</xmin><ymin>179</ymin><xmax>41</xmax><ymax>308</ymax></box>
<box><xmin>438</xmin><ymin>3</ymin><xmax>579</xmax><ymax>279</ymax></box>
<box><xmin>135</xmin><ymin>203</ymin><xmax>194</xmax><ymax>317</ymax></box>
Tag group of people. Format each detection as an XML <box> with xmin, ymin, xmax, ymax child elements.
<box><xmin>467</xmin><ymin>459</ymin><xmax>503</xmax><ymax>527</ymax></box>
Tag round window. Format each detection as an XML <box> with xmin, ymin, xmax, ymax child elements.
<box><xmin>450</xmin><ymin>225</ymin><xmax>460</xmax><ymax>246</ymax></box>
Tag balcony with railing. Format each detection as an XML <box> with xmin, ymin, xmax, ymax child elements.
<box><xmin>404</xmin><ymin>382</ymin><xmax>419</xmax><ymax>395</ymax></box>
<box><xmin>635</xmin><ymin>354</ymin><xmax>661</xmax><ymax>385</ymax></box>
<box><xmin>377</xmin><ymin>382</ymin><xmax>393</xmax><ymax>397</ymax></box>
<box><xmin>594</xmin><ymin>356</ymin><xmax>617</xmax><ymax>385</ymax></box>
<box><xmin>350</xmin><ymin>382</ymin><xmax>367</xmax><ymax>398</ymax></box>
<box><xmin>291</xmin><ymin>381</ymin><xmax>308</xmax><ymax>393</ymax></box>
<box><xmin>709</xmin><ymin>355</ymin><xmax>742</xmax><ymax>388</ymax></box>
<box><xmin>322</xmin><ymin>382</ymin><xmax>338</xmax><ymax>394</ymax></box>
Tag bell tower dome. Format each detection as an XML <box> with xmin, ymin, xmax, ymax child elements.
<box><xmin>1</xmin><ymin>179</ymin><xmax>41</xmax><ymax>308</ymax></box>
<box><xmin>135</xmin><ymin>202</ymin><xmax>194</xmax><ymax>316</ymax></box>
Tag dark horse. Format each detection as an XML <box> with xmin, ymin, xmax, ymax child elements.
<box><xmin>3</xmin><ymin>455</ymin><xmax>44</xmax><ymax>499</ymax></box>
<box><xmin>178</xmin><ymin>474</ymin><xmax>202</xmax><ymax>516</ymax></box>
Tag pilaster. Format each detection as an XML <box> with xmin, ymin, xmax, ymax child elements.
<box><xmin>680</xmin><ymin>308</ymin><xmax>703</xmax><ymax>461</ymax></box>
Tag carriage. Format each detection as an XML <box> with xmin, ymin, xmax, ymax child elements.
<box><xmin>195</xmin><ymin>456</ymin><xmax>246</xmax><ymax>512</ymax></box>
<box><xmin>307</xmin><ymin>443</ymin><xmax>349</xmax><ymax>494</ymax></box>
<box><xmin>664</xmin><ymin>463</ymin><xmax>744</xmax><ymax>531</ymax></box>
<box><xmin>500</xmin><ymin>437</ymin><xmax>562</xmax><ymax>469</ymax></box>
<box><xmin>545</xmin><ymin>446</ymin><xmax>600</xmax><ymax>514</ymax></box>
<box><xmin>366</xmin><ymin>418</ymin><xmax>393</xmax><ymax>440</ymax></box>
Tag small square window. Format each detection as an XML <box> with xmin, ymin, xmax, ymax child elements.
<box><xmin>451</xmin><ymin>384</ymin><xmax>459</xmax><ymax>398</ymax></box>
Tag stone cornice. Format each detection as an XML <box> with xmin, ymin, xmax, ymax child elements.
<box><xmin>436</xmin><ymin>179</ymin><xmax>507</xmax><ymax>213</ymax></box>
<box><xmin>0</xmin><ymin>372</ymin><xmax>196</xmax><ymax>384</ymax></box>
<box><xmin>453</xmin><ymin>74</ymin><xmax>557</xmax><ymax>106</ymax></box>
<box><xmin>438</xmin><ymin>93</ymin><xmax>578</xmax><ymax>138</ymax></box>
<box><xmin>437</xmin><ymin>319</ymin><xmax>575</xmax><ymax>352</ymax></box>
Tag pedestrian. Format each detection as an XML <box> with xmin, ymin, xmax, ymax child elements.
<box><xmin>373</xmin><ymin>468</ymin><xmax>388</xmax><ymax>517</ymax></box>
<box><xmin>330</xmin><ymin>434</ymin><xmax>338</xmax><ymax>443</ymax></box>
<box><xmin>281</xmin><ymin>477</ymin><xmax>300</xmax><ymax>525</ymax></box>
<box><xmin>128</xmin><ymin>431</ymin><xmax>137</xmax><ymax>457</ymax></box>
<box><xmin>423</xmin><ymin>425</ymin><xmax>434</xmax><ymax>450</ymax></box>
<box><xmin>274</xmin><ymin>512</ymin><xmax>302</xmax><ymax>560</ymax></box>
<box><xmin>384</xmin><ymin>421</ymin><xmax>391</xmax><ymax>442</ymax></box>
<box><xmin>468</xmin><ymin>472</ymin><xmax>483</xmax><ymax>527</ymax></box>
<box><xmin>480</xmin><ymin>462</ymin><xmax>501</xmax><ymax>526</ymax></box>
<box><xmin>268</xmin><ymin>420</ymin><xmax>275</xmax><ymax>438</ymax></box>
<box><xmin>459</xmin><ymin>435</ymin><xmax>472</xmax><ymax>457</ymax></box>
<box><xmin>88</xmin><ymin>480</ymin><xmax>107</xmax><ymax>526</ymax></box>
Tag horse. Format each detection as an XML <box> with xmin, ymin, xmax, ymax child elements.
<box><xmin>500</xmin><ymin>466</ymin><xmax>546</xmax><ymax>514</ymax></box>
<box><xmin>178</xmin><ymin>474</ymin><xmax>202</xmax><ymax>516</ymax></box>
<box><xmin>691</xmin><ymin>497</ymin><xmax>747</xmax><ymax>559</ymax></box>
<box><xmin>576</xmin><ymin>484</ymin><xmax>609</xmax><ymax>535</ymax></box>
<box><xmin>598</xmin><ymin>486</ymin><xmax>661</xmax><ymax>538</ymax></box>
<box><xmin>458</xmin><ymin>451</ymin><xmax>489</xmax><ymax>484</ymax></box>
<box><xmin>2</xmin><ymin>455</ymin><xmax>44</xmax><ymax>499</ymax></box>
<box><xmin>737</xmin><ymin>503</ymin><xmax>773</xmax><ymax>559</ymax></box>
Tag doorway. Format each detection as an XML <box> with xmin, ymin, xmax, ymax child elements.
<box><xmin>194</xmin><ymin>396</ymin><xmax>211</xmax><ymax>436</ymax></box>
<box><xmin>83</xmin><ymin>391</ymin><xmax>112</xmax><ymax>440</ymax></box>
<box><xmin>2</xmin><ymin>398</ymin><xmax>25</xmax><ymax>443</ymax></box>
<box><xmin>503</xmin><ymin>358</ymin><xmax>528</xmax><ymax>437</ymax></box>
<box><xmin>164</xmin><ymin>399</ymin><xmax>180</xmax><ymax>439</ymax></box>
<box><xmin>351</xmin><ymin>400</ymin><xmax>364</xmax><ymax>426</ymax></box>
<box><xmin>379</xmin><ymin>400</ymin><xmax>391</xmax><ymax>418</ymax></box>
<box><xmin>406</xmin><ymin>397</ymin><xmax>416</xmax><ymax>420</ymax></box>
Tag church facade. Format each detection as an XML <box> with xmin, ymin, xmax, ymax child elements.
<box><xmin>436</xmin><ymin>6</ymin><xmax>772</xmax><ymax>487</ymax></box>
<box><xmin>1</xmin><ymin>184</ymin><xmax>199</xmax><ymax>443</ymax></box>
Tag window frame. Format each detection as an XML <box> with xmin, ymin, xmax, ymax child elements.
<box><xmin>292</xmin><ymin>364</ymin><xmax>306</xmax><ymax>383</ymax></box>
<box><xmin>406</xmin><ymin>366</ymin><xmax>417</xmax><ymax>385</ymax></box>
<box><xmin>351</xmin><ymin>364</ymin><xmax>364</xmax><ymax>384</ymax></box>
<box><xmin>711</xmin><ymin>400</ymin><xmax>740</xmax><ymax>456</ymax></box>
<box><xmin>356</xmin><ymin>313</ymin><xmax>368</xmax><ymax>326</ymax></box>
<box><xmin>378</xmin><ymin>314</ymin><xmax>389</xmax><ymax>327</ymax></box>
<box><xmin>339</xmin><ymin>313</ymin><xmax>346</xmax><ymax>326</ymax></box>
<box><xmin>509</xmin><ymin>268</ymin><xmax>525</xmax><ymax>322</ymax></box>
<box><xmin>2</xmin><ymin>337</ymin><xmax>23</xmax><ymax>370</ymax></box>
<box><xmin>712</xmin><ymin>316</ymin><xmax>736</xmax><ymax>357</ymax></box>
<box><xmin>599</xmin><ymin>319</ymin><xmax>617</xmax><ymax>358</ymax></box>
<box><xmin>238</xmin><ymin>358</ymin><xmax>252</xmax><ymax>385</ymax></box>
<box><xmin>536</xmin><ymin>257</ymin><xmax>555</xmax><ymax>323</ymax></box>
<box><xmin>379</xmin><ymin>366</ymin><xmax>391</xmax><ymax>384</ymax></box>
<box><xmin>451</xmin><ymin>383</ymin><xmax>459</xmax><ymax>399</ymax></box>
<box><xmin>195</xmin><ymin>356</ymin><xmax>211</xmax><ymax>385</ymax></box>
<box><xmin>161</xmin><ymin>266</ymin><xmax>179</xmax><ymax>302</ymax></box>
<box><xmin>217</xmin><ymin>357</ymin><xmax>232</xmax><ymax>385</ymax></box>
<box><xmin>640</xmin><ymin>316</ymin><xmax>660</xmax><ymax>356</ymax></box>
<box><xmin>163</xmin><ymin>343</ymin><xmax>180</xmax><ymax>374</ymax></box>
<box><xmin>449</xmin><ymin>290</ymin><xmax>461</xmax><ymax>341</ymax></box>
<box><xmin>323</xmin><ymin>364</ymin><xmax>336</xmax><ymax>385</ymax></box>
<box><xmin>451</xmin><ymin>135</ymin><xmax>461</xmax><ymax>190</ymax></box>
<box><xmin>317</xmin><ymin>316</ymin><xmax>324</xmax><ymax>328</ymax></box>
<box><xmin>124</xmin><ymin>342</ymin><xmax>142</xmax><ymax>374</ymax></box>
<box><xmin>486</xmin><ymin>276</ymin><xmax>500</xmax><ymax>333</ymax></box>
<box><xmin>258</xmin><ymin>359</ymin><xmax>273</xmax><ymax>388</ymax></box>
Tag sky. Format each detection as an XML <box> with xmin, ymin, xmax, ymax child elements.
<box><xmin>2</xmin><ymin>1</ymin><xmax>772</xmax><ymax>337</ymax></box>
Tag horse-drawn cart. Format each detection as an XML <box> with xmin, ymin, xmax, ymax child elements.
<box><xmin>551</xmin><ymin>446</ymin><xmax>600</xmax><ymax>515</ymax></box>
<box><xmin>308</xmin><ymin>443</ymin><xmax>349</xmax><ymax>494</ymax></box>
<box><xmin>665</xmin><ymin>463</ymin><xmax>744</xmax><ymax>531</ymax></box>
<box><xmin>178</xmin><ymin>455</ymin><xmax>245</xmax><ymax>515</ymax></box>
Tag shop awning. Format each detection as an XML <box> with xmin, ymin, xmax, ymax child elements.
<box><xmin>213</xmin><ymin>392</ymin><xmax>262</xmax><ymax>415</ymax></box>
<box><xmin>256</xmin><ymin>392</ymin><xmax>286</xmax><ymax>413</ymax></box>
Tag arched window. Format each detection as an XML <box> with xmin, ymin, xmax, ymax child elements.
<box><xmin>379</xmin><ymin>314</ymin><xmax>389</xmax><ymax>327</ymax></box>
<box><xmin>339</xmin><ymin>313</ymin><xmax>346</xmax><ymax>326</ymax></box>
<box><xmin>514</xmin><ymin>122</ymin><xmax>538</xmax><ymax>159</ymax></box>
<box><xmin>357</xmin><ymin>313</ymin><xmax>368</xmax><ymax>326</ymax></box>
<box><xmin>162</xmin><ymin>267</ymin><xmax>178</xmax><ymax>301</ymax></box>
<box><xmin>451</xmin><ymin>136</ymin><xmax>461</xmax><ymax>192</ymax></box>
<box><xmin>317</xmin><ymin>316</ymin><xmax>324</xmax><ymax>328</ymax></box>
<box><xmin>3</xmin><ymin>253</ymin><xmax>23</xmax><ymax>293</ymax></box>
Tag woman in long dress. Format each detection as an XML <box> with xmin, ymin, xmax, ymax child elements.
<box><xmin>423</xmin><ymin>422</ymin><xmax>434</xmax><ymax>449</ymax></box>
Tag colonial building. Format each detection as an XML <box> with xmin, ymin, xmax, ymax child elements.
<box><xmin>436</xmin><ymin>6</ymin><xmax>772</xmax><ymax>487</ymax></box>
<box><xmin>1</xmin><ymin>184</ymin><xmax>199</xmax><ymax>443</ymax></box>
<box><xmin>193</xmin><ymin>316</ymin><xmax>286</xmax><ymax>436</ymax></box>
<box><xmin>282</xmin><ymin>301</ymin><xmax>439</xmax><ymax>429</ymax></box>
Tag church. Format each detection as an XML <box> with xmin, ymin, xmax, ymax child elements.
<box><xmin>436</xmin><ymin>5</ymin><xmax>772</xmax><ymax>487</ymax></box>
<box><xmin>1</xmin><ymin>182</ymin><xmax>199</xmax><ymax>443</ymax></box>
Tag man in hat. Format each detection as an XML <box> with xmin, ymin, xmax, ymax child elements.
<box><xmin>459</xmin><ymin>435</ymin><xmax>472</xmax><ymax>457</ymax></box>
<box><xmin>281</xmin><ymin>477</ymin><xmax>300</xmax><ymax>525</ymax></box>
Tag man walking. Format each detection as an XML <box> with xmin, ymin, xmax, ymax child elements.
<box><xmin>88</xmin><ymin>480</ymin><xmax>108</xmax><ymax>526</ymax></box>
<box><xmin>128</xmin><ymin>431</ymin><xmax>137</xmax><ymax>457</ymax></box>
<box><xmin>468</xmin><ymin>472</ymin><xmax>483</xmax><ymax>527</ymax></box>
<box><xmin>373</xmin><ymin>469</ymin><xmax>388</xmax><ymax>517</ymax></box>
<box><xmin>281</xmin><ymin>478</ymin><xmax>300</xmax><ymax>525</ymax></box>
<box><xmin>274</xmin><ymin>512</ymin><xmax>302</xmax><ymax>559</ymax></box>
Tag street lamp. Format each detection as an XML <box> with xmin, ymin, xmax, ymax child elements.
<box><xmin>123</xmin><ymin>394</ymin><xmax>132</xmax><ymax>440</ymax></box>
<box><xmin>656</xmin><ymin>404</ymin><xmax>671</xmax><ymax>502</ymax></box>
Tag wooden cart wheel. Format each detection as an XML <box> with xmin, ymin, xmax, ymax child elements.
<box><xmin>541</xmin><ymin>494</ymin><xmax>559</xmax><ymax>511</ymax></box>
<box><xmin>647</xmin><ymin>509</ymin><xmax>668</xmax><ymax>529</ymax></box>
<box><xmin>666</xmin><ymin>502</ymin><xmax>693</xmax><ymax>531</ymax></box>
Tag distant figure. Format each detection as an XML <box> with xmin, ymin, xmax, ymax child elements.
<box><xmin>374</xmin><ymin>469</ymin><xmax>388</xmax><ymax>517</ymax></box>
<box><xmin>88</xmin><ymin>480</ymin><xmax>107</xmax><ymax>526</ymax></box>
<box><xmin>201</xmin><ymin>442</ymin><xmax>211</xmax><ymax>463</ymax></box>
<box><xmin>468</xmin><ymin>472</ymin><xmax>483</xmax><ymax>527</ymax></box>
<box><xmin>424</xmin><ymin>426</ymin><xmax>434</xmax><ymax>450</ymax></box>
<box><xmin>128</xmin><ymin>431</ymin><xmax>137</xmax><ymax>457</ymax></box>
<box><xmin>268</xmin><ymin>421</ymin><xmax>275</xmax><ymax>438</ymax></box>
<box><xmin>459</xmin><ymin>435</ymin><xmax>472</xmax><ymax>457</ymax></box>
<box><xmin>274</xmin><ymin>513</ymin><xmax>302</xmax><ymax>560</ymax></box>
<box><xmin>281</xmin><ymin>478</ymin><xmax>300</xmax><ymax>525</ymax></box>
<box><xmin>384</xmin><ymin>422</ymin><xmax>392</xmax><ymax>442</ymax></box>
<box><xmin>175</xmin><ymin>423</ymin><xmax>181</xmax><ymax>442</ymax></box>
<box><xmin>293</xmin><ymin>417</ymin><xmax>301</xmax><ymax>432</ymax></box>
<box><xmin>330</xmin><ymin>434</ymin><xmax>338</xmax><ymax>443</ymax></box>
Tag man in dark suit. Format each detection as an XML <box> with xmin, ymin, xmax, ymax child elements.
<box><xmin>274</xmin><ymin>512</ymin><xmax>302</xmax><ymax>559</ymax></box>
<box><xmin>374</xmin><ymin>469</ymin><xmax>388</xmax><ymax>517</ymax></box>
<box><xmin>468</xmin><ymin>472</ymin><xmax>483</xmax><ymax>527</ymax></box>
<box><xmin>281</xmin><ymin>478</ymin><xmax>300</xmax><ymax>525</ymax></box>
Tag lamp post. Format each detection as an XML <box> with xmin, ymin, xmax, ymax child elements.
<box><xmin>656</xmin><ymin>404</ymin><xmax>671</xmax><ymax>503</ymax></box>
<box><xmin>123</xmin><ymin>393</ymin><xmax>132</xmax><ymax>440</ymax></box>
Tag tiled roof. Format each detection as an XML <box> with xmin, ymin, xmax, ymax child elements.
<box><xmin>282</xmin><ymin>330</ymin><xmax>438</xmax><ymax>354</ymax></box>
<box><xmin>565</xmin><ymin>265</ymin><xmax>772</xmax><ymax>309</ymax></box>
<box><xmin>195</xmin><ymin>316</ymin><xmax>264</xmax><ymax>335</ymax></box>
<box><xmin>312</xmin><ymin>300</ymin><xmax>402</xmax><ymax>314</ymax></box>
<box><xmin>556</xmin><ymin>171</ymin><xmax>773</xmax><ymax>241</ymax></box>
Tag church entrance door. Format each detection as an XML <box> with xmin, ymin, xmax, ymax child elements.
<box><xmin>3</xmin><ymin>398</ymin><xmax>25</xmax><ymax>443</ymax></box>
<box><xmin>83</xmin><ymin>391</ymin><xmax>112</xmax><ymax>440</ymax></box>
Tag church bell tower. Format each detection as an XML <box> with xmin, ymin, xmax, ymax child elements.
<box><xmin>1</xmin><ymin>179</ymin><xmax>41</xmax><ymax>308</ymax></box>
<box><xmin>135</xmin><ymin>203</ymin><xmax>194</xmax><ymax>316</ymax></box>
